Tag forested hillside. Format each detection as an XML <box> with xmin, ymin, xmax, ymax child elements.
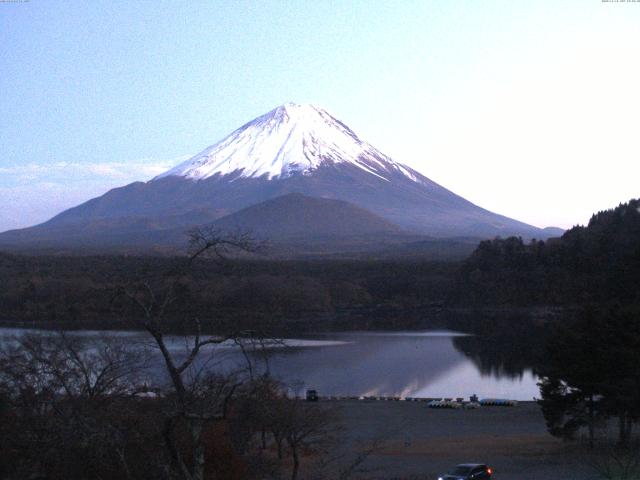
<box><xmin>457</xmin><ymin>199</ymin><xmax>640</xmax><ymax>306</ymax></box>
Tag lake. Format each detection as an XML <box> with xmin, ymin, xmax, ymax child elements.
<box><xmin>0</xmin><ymin>328</ymin><xmax>540</xmax><ymax>401</ymax></box>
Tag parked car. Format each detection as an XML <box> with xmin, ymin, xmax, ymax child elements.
<box><xmin>438</xmin><ymin>463</ymin><xmax>493</xmax><ymax>479</ymax></box>
<box><xmin>305</xmin><ymin>389</ymin><xmax>318</xmax><ymax>401</ymax></box>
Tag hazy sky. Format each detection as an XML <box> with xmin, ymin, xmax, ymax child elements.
<box><xmin>1</xmin><ymin>0</ymin><xmax>639</xmax><ymax>232</ymax></box>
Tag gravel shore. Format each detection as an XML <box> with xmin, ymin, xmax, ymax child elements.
<box><xmin>331</xmin><ymin>400</ymin><xmax>597</xmax><ymax>480</ymax></box>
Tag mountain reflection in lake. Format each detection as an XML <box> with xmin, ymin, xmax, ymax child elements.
<box><xmin>0</xmin><ymin>329</ymin><xmax>540</xmax><ymax>401</ymax></box>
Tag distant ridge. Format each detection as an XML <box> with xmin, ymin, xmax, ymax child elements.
<box><xmin>212</xmin><ymin>193</ymin><xmax>402</xmax><ymax>240</ymax></box>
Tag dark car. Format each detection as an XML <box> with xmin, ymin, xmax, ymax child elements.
<box><xmin>305</xmin><ymin>389</ymin><xmax>318</xmax><ymax>401</ymax></box>
<box><xmin>438</xmin><ymin>463</ymin><xmax>493</xmax><ymax>480</ymax></box>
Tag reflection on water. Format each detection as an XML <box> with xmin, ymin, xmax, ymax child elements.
<box><xmin>450</xmin><ymin>317</ymin><xmax>547</xmax><ymax>380</ymax></box>
<box><xmin>0</xmin><ymin>328</ymin><xmax>540</xmax><ymax>401</ymax></box>
<box><xmin>246</xmin><ymin>331</ymin><xmax>539</xmax><ymax>400</ymax></box>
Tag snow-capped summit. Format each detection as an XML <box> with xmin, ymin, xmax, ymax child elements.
<box><xmin>156</xmin><ymin>102</ymin><xmax>420</xmax><ymax>182</ymax></box>
<box><xmin>0</xmin><ymin>103</ymin><xmax>558</xmax><ymax>252</ymax></box>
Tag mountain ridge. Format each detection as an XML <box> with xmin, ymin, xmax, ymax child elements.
<box><xmin>0</xmin><ymin>103</ymin><xmax>563</xmax><ymax>253</ymax></box>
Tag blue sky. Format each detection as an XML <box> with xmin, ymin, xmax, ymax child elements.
<box><xmin>1</xmin><ymin>0</ymin><xmax>639</xmax><ymax>231</ymax></box>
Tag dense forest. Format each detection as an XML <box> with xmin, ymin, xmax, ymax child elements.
<box><xmin>0</xmin><ymin>254</ymin><xmax>458</xmax><ymax>331</ymax></box>
<box><xmin>457</xmin><ymin>199</ymin><xmax>640</xmax><ymax>308</ymax></box>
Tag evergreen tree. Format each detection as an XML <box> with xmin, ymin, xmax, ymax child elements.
<box><xmin>537</xmin><ymin>308</ymin><xmax>640</xmax><ymax>446</ymax></box>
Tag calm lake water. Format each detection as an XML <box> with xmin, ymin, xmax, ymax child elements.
<box><xmin>0</xmin><ymin>328</ymin><xmax>540</xmax><ymax>401</ymax></box>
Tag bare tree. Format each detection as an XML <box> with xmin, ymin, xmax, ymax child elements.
<box><xmin>230</xmin><ymin>377</ymin><xmax>341</xmax><ymax>480</ymax></box>
<box><xmin>113</xmin><ymin>228</ymin><xmax>265</xmax><ymax>480</ymax></box>
<box><xmin>2</xmin><ymin>332</ymin><xmax>146</xmax><ymax>402</ymax></box>
<box><xmin>272</xmin><ymin>396</ymin><xmax>337</xmax><ymax>480</ymax></box>
<box><xmin>0</xmin><ymin>332</ymin><xmax>159</xmax><ymax>480</ymax></box>
<box><xmin>187</xmin><ymin>226</ymin><xmax>265</xmax><ymax>264</ymax></box>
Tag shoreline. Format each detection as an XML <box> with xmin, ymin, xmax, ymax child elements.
<box><xmin>331</xmin><ymin>400</ymin><xmax>595</xmax><ymax>480</ymax></box>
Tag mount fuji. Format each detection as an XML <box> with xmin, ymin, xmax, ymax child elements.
<box><xmin>0</xmin><ymin>103</ymin><xmax>560</xmax><ymax>254</ymax></box>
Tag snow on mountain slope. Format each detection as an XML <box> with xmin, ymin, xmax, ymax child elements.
<box><xmin>156</xmin><ymin>103</ymin><xmax>420</xmax><ymax>183</ymax></box>
<box><xmin>0</xmin><ymin>102</ymin><xmax>560</xmax><ymax>251</ymax></box>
